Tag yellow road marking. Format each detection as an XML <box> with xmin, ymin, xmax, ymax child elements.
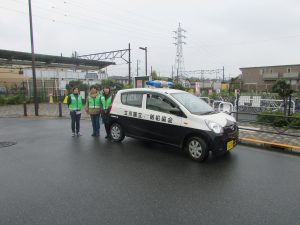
<box><xmin>240</xmin><ymin>137</ymin><xmax>300</xmax><ymax>150</ymax></box>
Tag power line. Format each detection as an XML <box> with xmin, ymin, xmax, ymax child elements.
<box><xmin>65</xmin><ymin>0</ymin><xmax>174</xmax><ymax>31</ymax></box>
<box><xmin>6</xmin><ymin>0</ymin><xmax>173</xmax><ymax>45</ymax></box>
<box><xmin>34</xmin><ymin>0</ymin><xmax>172</xmax><ymax>41</ymax></box>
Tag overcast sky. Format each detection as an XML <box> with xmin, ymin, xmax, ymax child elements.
<box><xmin>1</xmin><ymin>0</ymin><xmax>300</xmax><ymax>79</ymax></box>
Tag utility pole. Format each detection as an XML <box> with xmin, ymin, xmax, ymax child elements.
<box><xmin>222</xmin><ymin>66</ymin><xmax>225</xmax><ymax>82</ymax></box>
<box><xmin>28</xmin><ymin>0</ymin><xmax>38</xmax><ymax>116</ymax></box>
<box><xmin>139</xmin><ymin>47</ymin><xmax>147</xmax><ymax>76</ymax></box>
<box><xmin>145</xmin><ymin>47</ymin><xmax>147</xmax><ymax>76</ymax></box>
<box><xmin>128</xmin><ymin>43</ymin><xmax>131</xmax><ymax>85</ymax></box>
<box><xmin>173</xmin><ymin>23</ymin><xmax>186</xmax><ymax>82</ymax></box>
<box><xmin>136</xmin><ymin>60</ymin><xmax>139</xmax><ymax>77</ymax></box>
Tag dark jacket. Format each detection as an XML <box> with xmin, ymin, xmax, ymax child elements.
<box><xmin>101</xmin><ymin>93</ymin><xmax>114</xmax><ymax>123</ymax></box>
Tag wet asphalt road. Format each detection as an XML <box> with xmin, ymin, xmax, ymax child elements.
<box><xmin>0</xmin><ymin>118</ymin><xmax>300</xmax><ymax>225</ymax></box>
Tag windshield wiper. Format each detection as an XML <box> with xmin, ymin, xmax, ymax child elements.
<box><xmin>201</xmin><ymin>111</ymin><xmax>216</xmax><ymax>115</ymax></box>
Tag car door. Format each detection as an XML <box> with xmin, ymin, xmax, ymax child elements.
<box><xmin>118</xmin><ymin>91</ymin><xmax>145</xmax><ymax>137</ymax></box>
<box><xmin>142</xmin><ymin>93</ymin><xmax>185</xmax><ymax>147</ymax></box>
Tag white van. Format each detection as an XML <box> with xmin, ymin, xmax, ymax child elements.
<box><xmin>109</xmin><ymin>88</ymin><xmax>238</xmax><ymax>161</ymax></box>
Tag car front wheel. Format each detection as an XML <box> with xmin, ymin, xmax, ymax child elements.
<box><xmin>186</xmin><ymin>136</ymin><xmax>209</xmax><ymax>162</ymax></box>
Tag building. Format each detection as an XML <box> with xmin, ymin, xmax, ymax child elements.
<box><xmin>23</xmin><ymin>68</ymin><xmax>108</xmax><ymax>89</ymax></box>
<box><xmin>184</xmin><ymin>77</ymin><xmax>222</xmax><ymax>90</ymax></box>
<box><xmin>240</xmin><ymin>64</ymin><xmax>300</xmax><ymax>91</ymax></box>
<box><xmin>109</xmin><ymin>76</ymin><xmax>130</xmax><ymax>85</ymax></box>
<box><xmin>0</xmin><ymin>49</ymin><xmax>114</xmax><ymax>95</ymax></box>
<box><xmin>0</xmin><ymin>68</ymin><xmax>28</xmax><ymax>93</ymax></box>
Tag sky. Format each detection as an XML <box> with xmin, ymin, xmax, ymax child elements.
<box><xmin>1</xmin><ymin>0</ymin><xmax>300</xmax><ymax>79</ymax></box>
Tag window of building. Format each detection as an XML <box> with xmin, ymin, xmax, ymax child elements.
<box><xmin>259</xmin><ymin>69</ymin><xmax>264</xmax><ymax>75</ymax></box>
<box><xmin>121</xmin><ymin>93</ymin><xmax>143</xmax><ymax>108</ymax></box>
<box><xmin>291</xmin><ymin>80</ymin><xmax>297</xmax><ymax>85</ymax></box>
<box><xmin>86</xmin><ymin>73</ymin><xmax>98</xmax><ymax>79</ymax></box>
<box><xmin>287</xmin><ymin>67</ymin><xmax>291</xmax><ymax>73</ymax></box>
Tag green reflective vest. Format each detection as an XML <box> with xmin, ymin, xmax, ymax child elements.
<box><xmin>88</xmin><ymin>95</ymin><xmax>101</xmax><ymax>109</ymax></box>
<box><xmin>101</xmin><ymin>95</ymin><xmax>112</xmax><ymax>110</ymax></box>
<box><xmin>69</xmin><ymin>94</ymin><xmax>83</xmax><ymax>110</ymax></box>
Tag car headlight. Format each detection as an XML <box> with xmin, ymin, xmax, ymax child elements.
<box><xmin>205</xmin><ymin>120</ymin><xmax>224</xmax><ymax>134</ymax></box>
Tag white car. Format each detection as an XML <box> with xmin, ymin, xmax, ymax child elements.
<box><xmin>109</xmin><ymin>88</ymin><xmax>238</xmax><ymax>161</ymax></box>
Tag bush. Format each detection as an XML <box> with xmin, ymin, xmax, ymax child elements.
<box><xmin>290</xmin><ymin>113</ymin><xmax>300</xmax><ymax>128</ymax></box>
<box><xmin>0</xmin><ymin>95</ymin><xmax>25</xmax><ymax>105</ymax></box>
<box><xmin>257</xmin><ymin>112</ymin><xmax>300</xmax><ymax>128</ymax></box>
<box><xmin>0</xmin><ymin>95</ymin><xmax>8</xmax><ymax>105</ymax></box>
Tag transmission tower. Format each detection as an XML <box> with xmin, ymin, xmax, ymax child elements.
<box><xmin>173</xmin><ymin>23</ymin><xmax>186</xmax><ymax>82</ymax></box>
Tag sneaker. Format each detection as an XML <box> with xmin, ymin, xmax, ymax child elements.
<box><xmin>91</xmin><ymin>133</ymin><xmax>96</xmax><ymax>137</ymax></box>
<box><xmin>77</xmin><ymin>132</ymin><xmax>81</xmax><ymax>136</ymax></box>
<box><xmin>72</xmin><ymin>133</ymin><xmax>75</xmax><ymax>137</ymax></box>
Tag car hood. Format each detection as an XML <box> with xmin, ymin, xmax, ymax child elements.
<box><xmin>199</xmin><ymin>112</ymin><xmax>236</xmax><ymax>127</ymax></box>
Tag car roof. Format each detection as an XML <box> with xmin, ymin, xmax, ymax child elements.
<box><xmin>117</xmin><ymin>88</ymin><xmax>186</xmax><ymax>95</ymax></box>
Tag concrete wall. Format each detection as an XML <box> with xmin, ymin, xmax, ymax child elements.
<box><xmin>240</xmin><ymin>65</ymin><xmax>300</xmax><ymax>91</ymax></box>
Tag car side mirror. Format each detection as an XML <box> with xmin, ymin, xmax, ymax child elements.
<box><xmin>170</xmin><ymin>107</ymin><xmax>182</xmax><ymax>116</ymax></box>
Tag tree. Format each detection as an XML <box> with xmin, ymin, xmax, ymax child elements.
<box><xmin>173</xmin><ymin>82</ymin><xmax>185</xmax><ymax>90</ymax></box>
<box><xmin>100</xmin><ymin>79</ymin><xmax>124</xmax><ymax>91</ymax></box>
<box><xmin>151</xmin><ymin>71</ymin><xmax>159</xmax><ymax>80</ymax></box>
<box><xmin>272</xmin><ymin>80</ymin><xmax>293</xmax><ymax>116</ymax></box>
<box><xmin>66</xmin><ymin>80</ymin><xmax>89</xmax><ymax>93</ymax></box>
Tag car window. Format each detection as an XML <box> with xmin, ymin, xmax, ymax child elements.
<box><xmin>121</xmin><ymin>93</ymin><xmax>143</xmax><ymax>108</ymax></box>
<box><xmin>171</xmin><ymin>92</ymin><xmax>214</xmax><ymax>115</ymax></box>
<box><xmin>146</xmin><ymin>93</ymin><xmax>176</xmax><ymax>113</ymax></box>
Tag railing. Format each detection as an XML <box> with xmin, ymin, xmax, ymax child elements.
<box><xmin>212</xmin><ymin>96</ymin><xmax>300</xmax><ymax>137</ymax></box>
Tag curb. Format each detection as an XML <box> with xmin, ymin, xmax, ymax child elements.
<box><xmin>0</xmin><ymin>116</ymin><xmax>91</xmax><ymax>120</ymax></box>
<box><xmin>239</xmin><ymin>137</ymin><xmax>300</xmax><ymax>155</ymax></box>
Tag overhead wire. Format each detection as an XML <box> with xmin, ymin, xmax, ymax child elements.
<box><xmin>65</xmin><ymin>0</ymin><xmax>175</xmax><ymax>31</ymax></box>
<box><xmin>8</xmin><ymin>0</ymin><xmax>173</xmax><ymax>46</ymax></box>
<box><xmin>32</xmin><ymin>0</ymin><xmax>173</xmax><ymax>43</ymax></box>
<box><xmin>6</xmin><ymin>0</ymin><xmax>294</xmax><ymax>76</ymax></box>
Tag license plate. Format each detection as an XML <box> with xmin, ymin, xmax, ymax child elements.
<box><xmin>227</xmin><ymin>140</ymin><xmax>234</xmax><ymax>151</ymax></box>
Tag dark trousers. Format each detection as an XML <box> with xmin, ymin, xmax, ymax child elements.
<box><xmin>70</xmin><ymin>111</ymin><xmax>81</xmax><ymax>133</ymax></box>
<box><xmin>90</xmin><ymin>114</ymin><xmax>100</xmax><ymax>135</ymax></box>
<box><xmin>101</xmin><ymin>111</ymin><xmax>110</xmax><ymax>137</ymax></box>
<box><xmin>104</xmin><ymin>123</ymin><xmax>110</xmax><ymax>137</ymax></box>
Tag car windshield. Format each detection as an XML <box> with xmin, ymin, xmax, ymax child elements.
<box><xmin>171</xmin><ymin>92</ymin><xmax>214</xmax><ymax>115</ymax></box>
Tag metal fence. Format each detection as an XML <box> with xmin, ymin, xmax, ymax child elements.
<box><xmin>1</xmin><ymin>88</ymin><xmax>300</xmax><ymax>138</ymax></box>
<box><xmin>0</xmin><ymin>79</ymin><xmax>67</xmax><ymax>103</ymax></box>
<box><xmin>207</xmin><ymin>95</ymin><xmax>300</xmax><ymax>137</ymax></box>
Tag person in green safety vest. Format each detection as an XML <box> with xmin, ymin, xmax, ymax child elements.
<box><xmin>67</xmin><ymin>87</ymin><xmax>83</xmax><ymax>137</ymax></box>
<box><xmin>100</xmin><ymin>85</ymin><xmax>114</xmax><ymax>139</ymax></box>
<box><xmin>85</xmin><ymin>85</ymin><xmax>101</xmax><ymax>137</ymax></box>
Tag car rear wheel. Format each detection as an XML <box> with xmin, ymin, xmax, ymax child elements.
<box><xmin>110</xmin><ymin>123</ymin><xmax>125</xmax><ymax>142</ymax></box>
<box><xmin>186</xmin><ymin>136</ymin><xmax>209</xmax><ymax>162</ymax></box>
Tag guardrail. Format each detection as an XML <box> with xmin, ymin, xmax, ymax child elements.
<box><xmin>211</xmin><ymin>97</ymin><xmax>300</xmax><ymax>138</ymax></box>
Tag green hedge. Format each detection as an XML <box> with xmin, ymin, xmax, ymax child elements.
<box><xmin>0</xmin><ymin>95</ymin><xmax>26</xmax><ymax>105</ymax></box>
<box><xmin>257</xmin><ymin>112</ymin><xmax>300</xmax><ymax>128</ymax></box>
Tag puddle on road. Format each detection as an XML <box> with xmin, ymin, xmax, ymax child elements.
<box><xmin>0</xmin><ymin>142</ymin><xmax>17</xmax><ymax>148</ymax></box>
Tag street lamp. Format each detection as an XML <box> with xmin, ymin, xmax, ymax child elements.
<box><xmin>28</xmin><ymin>0</ymin><xmax>39</xmax><ymax>116</ymax></box>
<box><xmin>139</xmin><ymin>47</ymin><xmax>147</xmax><ymax>76</ymax></box>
